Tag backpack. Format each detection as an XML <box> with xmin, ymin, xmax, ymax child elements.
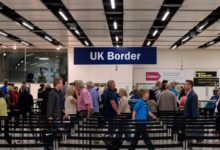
<box><xmin>9</xmin><ymin>91</ymin><xmax>19</xmax><ymax>109</ymax></box>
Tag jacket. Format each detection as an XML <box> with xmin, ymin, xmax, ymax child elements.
<box><xmin>184</xmin><ymin>90</ymin><xmax>199</xmax><ymax>118</ymax></box>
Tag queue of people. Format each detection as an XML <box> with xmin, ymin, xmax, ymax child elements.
<box><xmin>1</xmin><ymin>77</ymin><xmax>220</xmax><ymax>148</ymax></box>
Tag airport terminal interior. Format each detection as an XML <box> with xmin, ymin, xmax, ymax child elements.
<box><xmin>1</xmin><ymin>0</ymin><xmax>220</xmax><ymax>150</ymax></box>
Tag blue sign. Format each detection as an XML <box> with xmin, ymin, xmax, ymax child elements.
<box><xmin>74</xmin><ymin>47</ymin><xmax>157</xmax><ymax>65</ymax></box>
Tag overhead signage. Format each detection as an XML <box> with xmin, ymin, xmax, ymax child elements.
<box><xmin>146</xmin><ymin>72</ymin><xmax>161</xmax><ymax>81</ymax></box>
<box><xmin>194</xmin><ymin>78</ymin><xmax>219</xmax><ymax>87</ymax></box>
<box><xmin>196</xmin><ymin>71</ymin><xmax>217</xmax><ymax>78</ymax></box>
<box><xmin>74</xmin><ymin>47</ymin><xmax>157</xmax><ymax>65</ymax></box>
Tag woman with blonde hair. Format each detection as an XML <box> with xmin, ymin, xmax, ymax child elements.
<box><xmin>118</xmin><ymin>88</ymin><xmax>130</xmax><ymax>113</ymax></box>
<box><xmin>65</xmin><ymin>86</ymin><xmax>77</xmax><ymax>117</ymax></box>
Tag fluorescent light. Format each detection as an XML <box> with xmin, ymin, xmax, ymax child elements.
<box><xmin>161</xmin><ymin>11</ymin><xmax>170</xmax><ymax>21</ymax></box>
<box><xmin>147</xmin><ymin>41</ymin><xmax>151</xmax><ymax>46</ymax></box>
<box><xmin>59</xmin><ymin>10</ymin><xmax>68</xmax><ymax>21</ymax></box>
<box><xmin>0</xmin><ymin>31</ymin><xmax>8</xmax><ymax>37</ymax></box>
<box><xmin>208</xmin><ymin>41</ymin><xmax>214</xmax><ymax>45</ymax></box>
<box><xmin>21</xmin><ymin>41</ymin><xmax>29</xmax><ymax>46</ymax></box>
<box><xmin>84</xmin><ymin>41</ymin><xmax>89</xmax><ymax>46</ymax></box>
<box><xmin>110</xmin><ymin>0</ymin><xmax>115</xmax><ymax>9</ymax></box>
<box><xmin>182</xmin><ymin>36</ymin><xmax>190</xmax><ymax>42</ymax></box>
<box><xmin>152</xmin><ymin>30</ymin><xmax>158</xmax><ymax>36</ymax></box>
<box><xmin>113</xmin><ymin>21</ymin><xmax>117</xmax><ymax>29</ymax></box>
<box><xmin>75</xmin><ymin>29</ymin><xmax>80</xmax><ymax>35</ymax></box>
<box><xmin>198</xmin><ymin>22</ymin><xmax>208</xmax><ymax>30</ymax></box>
<box><xmin>2</xmin><ymin>45</ymin><xmax>7</xmax><ymax>48</ymax></box>
<box><xmin>45</xmin><ymin>36</ymin><xmax>52</xmax><ymax>42</ymax></box>
<box><xmin>172</xmin><ymin>45</ymin><xmax>177</xmax><ymax>50</ymax></box>
<box><xmin>38</xmin><ymin>57</ymin><xmax>49</xmax><ymax>61</ymax></box>
<box><xmin>115</xmin><ymin>36</ymin><xmax>119</xmax><ymax>41</ymax></box>
<box><xmin>22</xmin><ymin>21</ymin><xmax>34</xmax><ymax>30</ymax></box>
<box><xmin>116</xmin><ymin>45</ymin><xmax>119</xmax><ymax>47</ymax></box>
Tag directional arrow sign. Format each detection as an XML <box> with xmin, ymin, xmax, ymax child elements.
<box><xmin>146</xmin><ymin>72</ymin><xmax>161</xmax><ymax>81</ymax></box>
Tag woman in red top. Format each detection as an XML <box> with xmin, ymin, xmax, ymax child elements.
<box><xmin>179</xmin><ymin>88</ymin><xmax>187</xmax><ymax>109</ymax></box>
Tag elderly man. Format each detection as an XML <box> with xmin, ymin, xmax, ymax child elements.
<box><xmin>86</xmin><ymin>81</ymin><xmax>99</xmax><ymax>115</ymax></box>
<box><xmin>157</xmin><ymin>83</ymin><xmax>178</xmax><ymax>111</ymax></box>
<box><xmin>75</xmin><ymin>80</ymin><xmax>93</xmax><ymax>118</ymax></box>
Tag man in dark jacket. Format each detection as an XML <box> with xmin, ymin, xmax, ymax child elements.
<box><xmin>184</xmin><ymin>80</ymin><xmax>199</xmax><ymax>118</ymax></box>
<box><xmin>47</xmin><ymin>77</ymin><xmax>63</xmax><ymax>122</ymax></box>
<box><xmin>41</xmin><ymin>84</ymin><xmax>52</xmax><ymax>116</ymax></box>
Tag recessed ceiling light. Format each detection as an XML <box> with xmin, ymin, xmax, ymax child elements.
<box><xmin>208</xmin><ymin>41</ymin><xmax>214</xmax><ymax>45</ymax></box>
<box><xmin>115</xmin><ymin>36</ymin><xmax>119</xmax><ymax>41</ymax></box>
<box><xmin>21</xmin><ymin>60</ymin><xmax>24</xmax><ymax>63</ymax></box>
<box><xmin>21</xmin><ymin>41</ymin><xmax>29</xmax><ymax>46</ymax></box>
<box><xmin>17</xmin><ymin>63</ymin><xmax>20</xmax><ymax>66</ymax></box>
<box><xmin>84</xmin><ymin>41</ymin><xmax>89</xmax><ymax>46</ymax></box>
<box><xmin>113</xmin><ymin>21</ymin><xmax>117</xmax><ymax>29</ymax></box>
<box><xmin>172</xmin><ymin>45</ymin><xmax>177</xmax><ymax>50</ymax></box>
<box><xmin>110</xmin><ymin>0</ymin><xmax>115</xmax><ymax>9</ymax></box>
<box><xmin>3</xmin><ymin>53</ymin><xmax>6</xmax><ymax>57</ymax></box>
<box><xmin>116</xmin><ymin>45</ymin><xmax>119</xmax><ymax>47</ymax></box>
<box><xmin>22</xmin><ymin>21</ymin><xmax>34</xmax><ymax>30</ymax></box>
<box><xmin>182</xmin><ymin>36</ymin><xmax>190</xmax><ymax>42</ymax></box>
<box><xmin>0</xmin><ymin>31</ymin><xmax>8</xmax><ymax>37</ymax></box>
<box><xmin>75</xmin><ymin>29</ymin><xmax>80</xmax><ymax>35</ymax></box>
<box><xmin>152</xmin><ymin>30</ymin><xmax>158</xmax><ymax>36</ymax></box>
<box><xmin>44</xmin><ymin>35</ymin><xmax>52</xmax><ymax>42</ymax></box>
<box><xmin>147</xmin><ymin>41</ymin><xmax>151</xmax><ymax>46</ymax></box>
<box><xmin>56</xmin><ymin>47</ymin><xmax>60</xmax><ymax>50</ymax></box>
<box><xmin>59</xmin><ymin>10</ymin><xmax>68</xmax><ymax>21</ymax></box>
<box><xmin>161</xmin><ymin>11</ymin><xmax>170</xmax><ymax>21</ymax></box>
<box><xmin>198</xmin><ymin>22</ymin><xmax>208</xmax><ymax>30</ymax></box>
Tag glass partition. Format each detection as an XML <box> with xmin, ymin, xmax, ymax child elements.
<box><xmin>0</xmin><ymin>48</ymin><xmax>67</xmax><ymax>83</ymax></box>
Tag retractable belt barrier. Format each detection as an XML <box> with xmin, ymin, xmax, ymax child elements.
<box><xmin>0</xmin><ymin>111</ymin><xmax>220</xmax><ymax>149</ymax></box>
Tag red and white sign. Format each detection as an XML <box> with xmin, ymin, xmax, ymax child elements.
<box><xmin>146</xmin><ymin>72</ymin><xmax>161</xmax><ymax>81</ymax></box>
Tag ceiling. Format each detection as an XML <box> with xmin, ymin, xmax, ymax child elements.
<box><xmin>0</xmin><ymin>0</ymin><xmax>220</xmax><ymax>50</ymax></box>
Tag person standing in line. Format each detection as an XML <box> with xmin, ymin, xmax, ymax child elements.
<box><xmin>64</xmin><ymin>86</ymin><xmax>77</xmax><ymax>130</ymax></box>
<box><xmin>0</xmin><ymin>90</ymin><xmax>12</xmax><ymax>144</ymax></box>
<box><xmin>47</xmin><ymin>77</ymin><xmax>63</xmax><ymax>123</ymax></box>
<box><xmin>148</xmin><ymin>90</ymin><xmax>157</xmax><ymax>113</ymax></box>
<box><xmin>41</xmin><ymin>84</ymin><xmax>52</xmax><ymax>116</ymax></box>
<box><xmin>129</xmin><ymin>89</ymin><xmax>156</xmax><ymax>150</ymax></box>
<box><xmin>103</xmin><ymin>80</ymin><xmax>120</xmax><ymax>118</ymax></box>
<box><xmin>103</xmin><ymin>80</ymin><xmax>121</xmax><ymax>150</ymax></box>
<box><xmin>153</xmin><ymin>81</ymin><xmax>161</xmax><ymax>97</ymax></box>
<box><xmin>179</xmin><ymin>88</ymin><xmax>187</xmax><ymax>109</ymax></box>
<box><xmin>183</xmin><ymin>80</ymin><xmax>202</xmax><ymax>144</ymax></box>
<box><xmin>0</xmin><ymin>79</ymin><xmax>9</xmax><ymax>97</ymax></box>
<box><xmin>171</xmin><ymin>82</ymin><xmax>180</xmax><ymax>97</ymax></box>
<box><xmin>65</xmin><ymin>86</ymin><xmax>77</xmax><ymax>116</ymax></box>
<box><xmin>118</xmin><ymin>88</ymin><xmax>130</xmax><ymax>113</ymax></box>
<box><xmin>38</xmin><ymin>83</ymin><xmax>45</xmax><ymax>99</ymax></box>
<box><xmin>157</xmin><ymin>83</ymin><xmax>178</xmax><ymax>112</ymax></box>
<box><xmin>184</xmin><ymin>80</ymin><xmax>199</xmax><ymax>118</ymax></box>
<box><xmin>86</xmin><ymin>81</ymin><xmax>99</xmax><ymax>115</ymax></box>
<box><xmin>17</xmin><ymin>85</ymin><xmax>34</xmax><ymax>118</ymax></box>
<box><xmin>74</xmin><ymin>80</ymin><xmax>93</xmax><ymax>118</ymax></box>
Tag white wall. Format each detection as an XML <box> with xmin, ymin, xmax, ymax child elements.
<box><xmin>67</xmin><ymin>47</ymin><xmax>133</xmax><ymax>91</ymax></box>
<box><xmin>134</xmin><ymin>49</ymin><xmax>220</xmax><ymax>100</ymax></box>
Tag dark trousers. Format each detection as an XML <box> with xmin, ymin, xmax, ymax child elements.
<box><xmin>129</xmin><ymin>124</ymin><xmax>154</xmax><ymax>150</ymax></box>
